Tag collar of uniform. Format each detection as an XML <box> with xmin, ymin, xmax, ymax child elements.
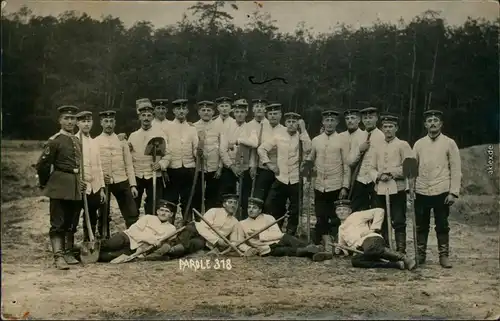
<box><xmin>76</xmin><ymin>131</ymin><xmax>91</xmax><ymax>138</ymax></box>
<box><xmin>154</xmin><ymin>117</ymin><xmax>168</xmax><ymax>123</ymax></box>
<box><xmin>59</xmin><ymin>129</ymin><xmax>73</xmax><ymax>136</ymax></box>
<box><xmin>384</xmin><ymin>136</ymin><xmax>398</xmax><ymax>144</ymax></box>
<box><xmin>323</xmin><ymin>130</ymin><xmax>337</xmax><ymax>137</ymax></box>
<box><xmin>427</xmin><ymin>132</ymin><xmax>442</xmax><ymax>141</ymax></box>
<box><xmin>99</xmin><ymin>132</ymin><xmax>116</xmax><ymax>138</ymax></box>
<box><xmin>140</xmin><ymin>126</ymin><xmax>153</xmax><ymax>132</ymax></box>
<box><xmin>173</xmin><ymin>118</ymin><xmax>188</xmax><ymax>125</ymax></box>
<box><xmin>236</xmin><ymin>121</ymin><xmax>245</xmax><ymax>127</ymax></box>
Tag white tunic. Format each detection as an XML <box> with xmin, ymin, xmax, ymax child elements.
<box><xmin>76</xmin><ymin>131</ymin><xmax>105</xmax><ymax>195</ymax></box>
<box><xmin>127</xmin><ymin>127</ymin><xmax>170</xmax><ymax>179</ymax></box>
<box><xmin>164</xmin><ymin>119</ymin><xmax>199</xmax><ymax>169</ymax></box>
<box><xmin>194</xmin><ymin>119</ymin><xmax>223</xmax><ymax>173</ymax></box>
<box><xmin>220</xmin><ymin>122</ymin><xmax>259</xmax><ymax>169</ymax></box>
<box><xmin>348</xmin><ymin>127</ymin><xmax>385</xmax><ymax>184</ymax></box>
<box><xmin>233</xmin><ymin>214</ymin><xmax>284</xmax><ymax>255</ymax></box>
<box><xmin>194</xmin><ymin>208</ymin><xmax>239</xmax><ymax>249</ymax></box>
<box><xmin>124</xmin><ymin>215</ymin><xmax>177</xmax><ymax>250</ymax></box>
<box><xmin>152</xmin><ymin>118</ymin><xmax>171</xmax><ymax>136</ymax></box>
<box><xmin>337</xmin><ymin>208</ymin><xmax>385</xmax><ymax>249</ymax></box>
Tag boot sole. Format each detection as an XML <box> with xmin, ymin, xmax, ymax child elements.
<box><xmin>312</xmin><ymin>252</ymin><xmax>333</xmax><ymax>262</ymax></box>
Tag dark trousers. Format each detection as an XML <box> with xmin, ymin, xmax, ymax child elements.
<box><xmin>414</xmin><ymin>193</ymin><xmax>450</xmax><ymax>237</ymax></box>
<box><xmin>135</xmin><ymin>176</ymin><xmax>163</xmax><ymax>216</ymax></box>
<box><xmin>218</xmin><ymin>167</ymin><xmax>252</xmax><ymax>219</ymax></box>
<box><xmin>267</xmin><ymin>233</ymin><xmax>308</xmax><ymax>257</ymax></box>
<box><xmin>375</xmin><ymin>191</ymin><xmax>407</xmax><ymax>246</ymax></box>
<box><xmin>164</xmin><ymin>167</ymin><xmax>197</xmax><ymax>222</ymax></box>
<box><xmin>49</xmin><ymin>199</ymin><xmax>80</xmax><ymax>237</ymax></box>
<box><xmin>351</xmin><ymin>236</ymin><xmax>402</xmax><ymax>269</ymax></box>
<box><xmin>350</xmin><ymin>181</ymin><xmax>376</xmax><ymax>212</ymax></box>
<box><xmin>98</xmin><ymin>231</ymin><xmax>133</xmax><ymax>262</ymax></box>
<box><xmin>100</xmin><ymin>181</ymin><xmax>139</xmax><ymax>232</ymax></box>
<box><xmin>72</xmin><ymin>191</ymin><xmax>101</xmax><ymax>241</ymax></box>
<box><xmin>265</xmin><ymin>181</ymin><xmax>300</xmax><ymax>235</ymax></box>
<box><xmin>253</xmin><ymin>167</ymin><xmax>276</xmax><ymax>206</ymax></box>
<box><xmin>314</xmin><ymin>189</ymin><xmax>341</xmax><ymax>244</ymax></box>
<box><xmin>175</xmin><ymin>222</ymin><xmax>206</xmax><ymax>254</ymax></box>
<box><xmin>194</xmin><ymin>171</ymin><xmax>220</xmax><ymax>212</ymax></box>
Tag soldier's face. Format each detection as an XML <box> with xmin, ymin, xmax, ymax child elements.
<box><xmin>198</xmin><ymin>107</ymin><xmax>214</xmax><ymax>121</ymax></box>
<box><xmin>285</xmin><ymin>118</ymin><xmax>299</xmax><ymax>133</ymax></box>
<box><xmin>345</xmin><ymin>114</ymin><xmax>360</xmax><ymax>130</ymax></box>
<box><xmin>267</xmin><ymin>110</ymin><xmax>281</xmax><ymax>126</ymax></box>
<box><xmin>101</xmin><ymin>118</ymin><xmax>116</xmax><ymax>134</ymax></box>
<box><xmin>335</xmin><ymin>206</ymin><xmax>352</xmax><ymax>220</ymax></box>
<box><xmin>233</xmin><ymin>109</ymin><xmax>247</xmax><ymax>123</ymax></box>
<box><xmin>253</xmin><ymin>104</ymin><xmax>266</xmax><ymax>118</ymax></box>
<box><xmin>217</xmin><ymin>103</ymin><xmax>231</xmax><ymax>116</ymax></box>
<box><xmin>78</xmin><ymin>118</ymin><xmax>93</xmax><ymax>134</ymax></box>
<box><xmin>59</xmin><ymin>115</ymin><xmax>76</xmax><ymax>132</ymax></box>
<box><xmin>322</xmin><ymin>117</ymin><xmax>338</xmax><ymax>133</ymax></box>
<box><xmin>154</xmin><ymin>106</ymin><xmax>167</xmax><ymax>120</ymax></box>
<box><xmin>173</xmin><ymin>105</ymin><xmax>188</xmax><ymax>120</ymax></box>
<box><xmin>156</xmin><ymin>207</ymin><xmax>173</xmax><ymax>222</ymax></box>
<box><xmin>424</xmin><ymin>116</ymin><xmax>442</xmax><ymax>134</ymax></box>
<box><xmin>223</xmin><ymin>198</ymin><xmax>238</xmax><ymax>214</ymax></box>
<box><xmin>247</xmin><ymin>204</ymin><xmax>262</xmax><ymax>218</ymax></box>
<box><xmin>139</xmin><ymin>112</ymin><xmax>154</xmax><ymax>128</ymax></box>
<box><xmin>382</xmin><ymin>122</ymin><xmax>398</xmax><ymax>138</ymax></box>
<box><xmin>362</xmin><ymin>113</ymin><xmax>378</xmax><ymax>130</ymax></box>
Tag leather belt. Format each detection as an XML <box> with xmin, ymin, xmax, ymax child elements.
<box><xmin>55</xmin><ymin>168</ymin><xmax>79</xmax><ymax>174</ymax></box>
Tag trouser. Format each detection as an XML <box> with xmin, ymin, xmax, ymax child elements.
<box><xmin>350</xmin><ymin>181</ymin><xmax>376</xmax><ymax>212</ymax></box>
<box><xmin>253</xmin><ymin>167</ymin><xmax>276</xmax><ymax>207</ymax></box>
<box><xmin>266</xmin><ymin>234</ymin><xmax>310</xmax><ymax>257</ymax></box>
<box><xmin>135</xmin><ymin>176</ymin><xmax>163</xmax><ymax>216</ymax></box>
<box><xmin>164</xmin><ymin>167</ymin><xmax>197</xmax><ymax>223</ymax></box>
<box><xmin>414</xmin><ymin>192</ymin><xmax>451</xmax><ymax>259</ymax></box>
<box><xmin>99</xmin><ymin>180</ymin><xmax>139</xmax><ymax>234</ymax></box>
<box><xmin>375</xmin><ymin>190</ymin><xmax>407</xmax><ymax>252</ymax></box>
<box><xmin>72</xmin><ymin>191</ymin><xmax>101</xmax><ymax>241</ymax></box>
<box><xmin>218</xmin><ymin>167</ymin><xmax>252</xmax><ymax>219</ymax></box>
<box><xmin>194</xmin><ymin>171</ymin><xmax>220</xmax><ymax>212</ymax></box>
<box><xmin>265</xmin><ymin>181</ymin><xmax>300</xmax><ymax>236</ymax></box>
<box><xmin>351</xmin><ymin>236</ymin><xmax>404</xmax><ymax>269</ymax></box>
<box><xmin>174</xmin><ymin>222</ymin><xmax>206</xmax><ymax>255</ymax></box>
<box><xmin>49</xmin><ymin>198</ymin><xmax>80</xmax><ymax>237</ymax></box>
<box><xmin>98</xmin><ymin>231</ymin><xmax>134</xmax><ymax>262</ymax></box>
<box><xmin>314</xmin><ymin>189</ymin><xmax>341</xmax><ymax>244</ymax></box>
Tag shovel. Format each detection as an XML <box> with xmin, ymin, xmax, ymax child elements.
<box><xmin>79</xmin><ymin>131</ymin><xmax>101</xmax><ymax>264</ymax></box>
<box><xmin>101</xmin><ymin>184</ymin><xmax>110</xmax><ymax>240</ymax></box>
<box><xmin>145</xmin><ymin>137</ymin><xmax>166</xmax><ymax>215</ymax></box>
<box><xmin>377</xmin><ymin>179</ymin><xmax>398</xmax><ymax>250</ymax></box>
<box><xmin>403</xmin><ymin>157</ymin><xmax>419</xmax><ymax>268</ymax></box>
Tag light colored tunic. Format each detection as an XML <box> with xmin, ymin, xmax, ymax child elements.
<box><xmin>127</xmin><ymin>127</ymin><xmax>170</xmax><ymax>179</ymax></box>
<box><xmin>194</xmin><ymin>208</ymin><xmax>239</xmax><ymax>249</ymax></box>
<box><xmin>194</xmin><ymin>119</ymin><xmax>223</xmax><ymax>173</ymax></box>
<box><xmin>233</xmin><ymin>213</ymin><xmax>284</xmax><ymax>255</ymax></box>
<box><xmin>337</xmin><ymin>208</ymin><xmax>385</xmax><ymax>249</ymax></box>
<box><xmin>76</xmin><ymin>131</ymin><xmax>105</xmax><ymax>195</ymax></box>
<box><xmin>347</xmin><ymin>127</ymin><xmax>385</xmax><ymax>184</ymax></box>
<box><xmin>124</xmin><ymin>215</ymin><xmax>177</xmax><ymax>250</ymax></box>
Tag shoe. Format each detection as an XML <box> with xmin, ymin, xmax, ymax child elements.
<box><xmin>437</xmin><ymin>233</ymin><xmax>452</xmax><ymax>269</ymax></box>
<box><xmin>63</xmin><ymin>233</ymin><xmax>80</xmax><ymax>265</ymax></box>
<box><xmin>50</xmin><ymin>234</ymin><xmax>70</xmax><ymax>270</ymax></box>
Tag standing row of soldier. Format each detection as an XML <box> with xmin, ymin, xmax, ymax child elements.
<box><xmin>36</xmin><ymin>96</ymin><xmax>461</xmax><ymax>270</ymax></box>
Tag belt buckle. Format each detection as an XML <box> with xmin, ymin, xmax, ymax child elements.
<box><xmin>73</xmin><ymin>168</ymin><xmax>79</xmax><ymax>174</ymax></box>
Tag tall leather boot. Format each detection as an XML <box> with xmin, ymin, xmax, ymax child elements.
<box><xmin>64</xmin><ymin>232</ymin><xmax>79</xmax><ymax>265</ymax></box>
<box><xmin>50</xmin><ymin>234</ymin><xmax>70</xmax><ymax>270</ymax></box>
<box><xmin>395</xmin><ymin>231</ymin><xmax>407</xmax><ymax>254</ymax></box>
<box><xmin>167</xmin><ymin>244</ymin><xmax>186</xmax><ymax>258</ymax></box>
<box><xmin>416</xmin><ymin>231</ymin><xmax>429</xmax><ymax>265</ymax></box>
<box><xmin>437</xmin><ymin>233</ymin><xmax>452</xmax><ymax>268</ymax></box>
<box><xmin>312</xmin><ymin>235</ymin><xmax>334</xmax><ymax>261</ymax></box>
<box><xmin>382</xmin><ymin>247</ymin><xmax>416</xmax><ymax>271</ymax></box>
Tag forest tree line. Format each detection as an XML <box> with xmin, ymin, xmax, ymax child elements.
<box><xmin>2</xmin><ymin>3</ymin><xmax>499</xmax><ymax>146</ymax></box>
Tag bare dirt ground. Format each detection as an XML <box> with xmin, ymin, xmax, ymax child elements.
<box><xmin>1</xmin><ymin>141</ymin><xmax>499</xmax><ymax>320</ymax></box>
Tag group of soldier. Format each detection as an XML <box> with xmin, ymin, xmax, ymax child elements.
<box><xmin>36</xmin><ymin>96</ymin><xmax>462</xmax><ymax>271</ymax></box>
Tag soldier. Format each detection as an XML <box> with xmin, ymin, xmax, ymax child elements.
<box><xmin>340</xmin><ymin>109</ymin><xmax>365</xmax><ymax>150</ymax></box>
<box><xmin>258</xmin><ymin>112</ymin><xmax>311</xmax><ymax>236</ymax></box>
<box><xmin>213</xmin><ymin>96</ymin><xmax>236</xmax><ymax>135</ymax></box>
<box><xmin>194</xmin><ymin>100</ymin><xmax>223</xmax><ymax>210</ymax></box>
<box><xmin>368</xmin><ymin>114</ymin><xmax>413</xmax><ymax>253</ymax></box>
<box><xmin>219</xmin><ymin>100</ymin><xmax>259</xmax><ymax>218</ymax></box>
<box><xmin>73</xmin><ymin>111</ymin><xmax>106</xmax><ymax>250</ymax></box>
<box><xmin>304</xmin><ymin>110</ymin><xmax>350</xmax><ymax>249</ymax></box>
<box><xmin>128</xmin><ymin>99</ymin><xmax>170</xmax><ymax>216</ymax></box>
<box><xmin>35</xmin><ymin>105</ymin><xmax>86</xmax><ymax>270</ymax></box>
<box><xmin>94</xmin><ymin>110</ymin><xmax>140</xmax><ymax>230</ymax></box>
<box><xmin>151</xmin><ymin>99</ymin><xmax>171</xmax><ymax>135</ymax></box>
<box><xmin>347</xmin><ymin>106</ymin><xmax>385</xmax><ymax>212</ymax></box>
<box><xmin>163</xmin><ymin>98</ymin><xmax>200</xmax><ymax>222</ymax></box>
<box><xmin>412</xmin><ymin>109</ymin><xmax>461</xmax><ymax>268</ymax></box>
<box><xmin>253</xmin><ymin>103</ymin><xmax>285</xmax><ymax>204</ymax></box>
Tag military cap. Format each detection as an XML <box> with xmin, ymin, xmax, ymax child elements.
<box><xmin>197</xmin><ymin>100</ymin><xmax>215</xmax><ymax>109</ymax></box>
<box><xmin>423</xmin><ymin>109</ymin><xmax>444</xmax><ymax>120</ymax></box>
<box><xmin>152</xmin><ymin>99</ymin><xmax>169</xmax><ymax>107</ymax></box>
<box><xmin>284</xmin><ymin>112</ymin><xmax>301</xmax><ymax>120</ymax></box>
<box><xmin>99</xmin><ymin>110</ymin><xmax>116</xmax><ymax>118</ymax></box>
<box><xmin>215</xmin><ymin>97</ymin><xmax>232</xmax><ymax>104</ymax></box>
<box><xmin>380</xmin><ymin>113</ymin><xmax>399</xmax><ymax>124</ymax></box>
<box><xmin>76</xmin><ymin>111</ymin><xmax>92</xmax><ymax>120</ymax></box>
<box><xmin>157</xmin><ymin>199</ymin><xmax>177</xmax><ymax>213</ymax></box>
<box><xmin>322</xmin><ymin>110</ymin><xmax>340</xmax><ymax>118</ymax></box>
<box><xmin>252</xmin><ymin>98</ymin><xmax>268</xmax><ymax>105</ymax></box>
<box><xmin>172</xmin><ymin>98</ymin><xmax>188</xmax><ymax>107</ymax></box>
<box><xmin>248</xmin><ymin>197</ymin><xmax>264</xmax><ymax>208</ymax></box>
<box><xmin>334</xmin><ymin>199</ymin><xmax>351</xmax><ymax>207</ymax></box>
<box><xmin>359</xmin><ymin>107</ymin><xmax>379</xmax><ymax>114</ymax></box>
<box><xmin>136</xmin><ymin>98</ymin><xmax>153</xmax><ymax>114</ymax></box>
<box><xmin>137</xmin><ymin>104</ymin><xmax>154</xmax><ymax>114</ymax></box>
<box><xmin>232</xmin><ymin>99</ymin><xmax>249</xmax><ymax>110</ymax></box>
<box><xmin>222</xmin><ymin>193</ymin><xmax>239</xmax><ymax>201</ymax></box>
<box><xmin>266</xmin><ymin>103</ymin><xmax>282</xmax><ymax>112</ymax></box>
<box><xmin>343</xmin><ymin>109</ymin><xmax>360</xmax><ymax>116</ymax></box>
<box><xmin>57</xmin><ymin>105</ymin><xmax>79</xmax><ymax>115</ymax></box>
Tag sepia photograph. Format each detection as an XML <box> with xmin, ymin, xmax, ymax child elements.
<box><xmin>1</xmin><ymin>0</ymin><xmax>499</xmax><ymax>319</ymax></box>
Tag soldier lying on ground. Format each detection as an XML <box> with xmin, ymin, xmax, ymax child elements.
<box><xmin>334</xmin><ymin>199</ymin><xmax>416</xmax><ymax>270</ymax></box>
<box><xmin>231</xmin><ymin>197</ymin><xmax>333</xmax><ymax>261</ymax></box>
<box><xmin>98</xmin><ymin>200</ymin><xmax>177</xmax><ymax>262</ymax></box>
<box><xmin>164</xmin><ymin>194</ymin><xmax>240</xmax><ymax>258</ymax></box>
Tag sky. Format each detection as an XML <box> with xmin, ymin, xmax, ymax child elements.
<box><xmin>3</xmin><ymin>0</ymin><xmax>499</xmax><ymax>35</ymax></box>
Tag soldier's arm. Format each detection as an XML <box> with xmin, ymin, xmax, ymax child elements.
<box><xmin>347</xmin><ymin>132</ymin><xmax>367</xmax><ymax>166</ymax></box>
<box><xmin>35</xmin><ymin>139</ymin><xmax>58</xmax><ymax>188</ymax></box>
<box><xmin>122</xmin><ymin>140</ymin><xmax>137</xmax><ymax>187</ymax></box>
<box><xmin>368</xmin><ymin>149</ymin><xmax>379</xmax><ymax>183</ymax></box>
<box><xmin>159</xmin><ymin>133</ymin><xmax>171</xmax><ymax>170</ymax></box>
<box><xmin>219</xmin><ymin>133</ymin><xmax>233</xmax><ymax>167</ymax></box>
<box><xmin>362</xmin><ymin>208</ymin><xmax>385</xmax><ymax>232</ymax></box>
<box><xmin>340</xmin><ymin>141</ymin><xmax>351</xmax><ymax>189</ymax></box>
<box><xmin>231</xmin><ymin>222</ymin><xmax>252</xmax><ymax>252</ymax></box>
<box><xmin>192</xmin><ymin>128</ymin><xmax>200</xmax><ymax>158</ymax></box>
<box><xmin>94</xmin><ymin>141</ymin><xmax>105</xmax><ymax>190</ymax></box>
<box><xmin>305</xmin><ymin>138</ymin><xmax>317</xmax><ymax>162</ymax></box>
<box><xmin>258</xmin><ymin>216</ymin><xmax>283</xmax><ymax>242</ymax></box>
<box><xmin>448</xmin><ymin>139</ymin><xmax>462</xmax><ymax>198</ymax></box>
<box><xmin>238</xmin><ymin>126</ymin><xmax>259</xmax><ymax>148</ymax></box>
<box><xmin>257</xmin><ymin>137</ymin><xmax>276</xmax><ymax>165</ymax></box>
<box><xmin>195</xmin><ymin>209</ymin><xmax>220</xmax><ymax>245</ymax></box>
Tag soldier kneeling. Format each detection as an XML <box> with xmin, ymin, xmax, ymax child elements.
<box><xmin>334</xmin><ymin>199</ymin><xmax>416</xmax><ymax>270</ymax></box>
<box><xmin>232</xmin><ymin>197</ymin><xmax>332</xmax><ymax>261</ymax></box>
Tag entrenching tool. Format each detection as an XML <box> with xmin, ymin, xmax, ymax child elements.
<box><xmin>347</xmin><ymin>132</ymin><xmax>372</xmax><ymax>200</ymax></box>
<box><xmin>145</xmin><ymin>137</ymin><xmax>167</xmax><ymax>215</ymax></box>
<box><xmin>235</xmin><ymin>142</ymin><xmax>250</xmax><ymax>220</ymax></box>
<box><xmin>101</xmin><ymin>184</ymin><xmax>110</xmax><ymax>240</ymax></box>
<box><xmin>110</xmin><ymin>226</ymin><xmax>186</xmax><ymax>264</ymax></box>
<box><xmin>403</xmin><ymin>157</ymin><xmax>419</xmax><ymax>268</ymax></box>
<box><xmin>331</xmin><ymin>242</ymin><xmax>389</xmax><ymax>263</ymax></box>
<box><xmin>297</xmin><ymin>125</ymin><xmax>304</xmax><ymax>238</ymax></box>
<box><xmin>184</xmin><ymin>133</ymin><xmax>205</xmax><ymax>224</ymax></box>
<box><xmin>79</xmin><ymin>131</ymin><xmax>101</xmax><ymax>264</ymax></box>
<box><xmin>377</xmin><ymin>180</ymin><xmax>398</xmax><ymax>250</ymax></box>
<box><xmin>193</xmin><ymin>208</ymin><xmax>245</xmax><ymax>256</ymax></box>
<box><xmin>250</xmin><ymin>122</ymin><xmax>264</xmax><ymax>198</ymax></box>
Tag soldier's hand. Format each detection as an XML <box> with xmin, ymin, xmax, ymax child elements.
<box><xmin>379</xmin><ymin>173</ymin><xmax>391</xmax><ymax>182</ymax></box>
<box><xmin>249</xmin><ymin>167</ymin><xmax>257</xmax><ymax>179</ymax></box>
<box><xmin>104</xmin><ymin>174</ymin><xmax>111</xmax><ymax>185</ymax></box>
<box><xmin>117</xmin><ymin>133</ymin><xmax>128</xmax><ymax>141</ymax></box>
<box><xmin>151</xmin><ymin>162</ymin><xmax>162</xmax><ymax>171</ymax></box>
<box><xmin>334</xmin><ymin>247</ymin><xmax>349</xmax><ymax>256</ymax></box>
<box><xmin>266</xmin><ymin>163</ymin><xmax>279</xmax><ymax>176</ymax></box>
<box><xmin>80</xmin><ymin>180</ymin><xmax>87</xmax><ymax>192</ymax></box>
<box><xmin>298</xmin><ymin>119</ymin><xmax>306</xmax><ymax>132</ymax></box>
<box><xmin>444</xmin><ymin>194</ymin><xmax>456</xmax><ymax>206</ymax></box>
<box><xmin>244</xmin><ymin>247</ymin><xmax>259</xmax><ymax>257</ymax></box>
<box><xmin>230</xmin><ymin>165</ymin><xmax>241</xmax><ymax>177</ymax></box>
<box><xmin>196</xmin><ymin>147</ymin><xmax>204</xmax><ymax>158</ymax></box>
<box><xmin>359</xmin><ymin>141</ymin><xmax>370</xmax><ymax>153</ymax></box>
<box><xmin>214</xmin><ymin>167</ymin><xmax>222</xmax><ymax>179</ymax></box>
<box><xmin>100</xmin><ymin>189</ymin><xmax>107</xmax><ymax>204</ymax></box>
<box><xmin>131</xmin><ymin>186</ymin><xmax>139</xmax><ymax>198</ymax></box>
<box><xmin>128</xmin><ymin>142</ymin><xmax>134</xmax><ymax>152</ymax></box>
<box><xmin>339</xmin><ymin>188</ymin><xmax>348</xmax><ymax>199</ymax></box>
<box><xmin>228</xmin><ymin>141</ymin><xmax>235</xmax><ymax>150</ymax></box>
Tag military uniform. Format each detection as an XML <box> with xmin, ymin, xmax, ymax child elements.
<box><xmin>194</xmin><ymin>101</ymin><xmax>223</xmax><ymax>210</ymax></box>
<box><xmin>213</xmin><ymin>97</ymin><xmax>237</xmax><ymax>134</ymax></box>
<box><xmin>306</xmin><ymin>110</ymin><xmax>350</xmax><ymax>245</ymax></box>
<box><xmin>413</xmin><ymin>110</ymin><xmax>462</xmax><ymax>268</ymax></box>
<box><xmin>128</xmin><ymin>101</ymin><xmax>170</xmax><ymax>215</ymax></box>
<box><xmin>258</xmin><ymin>112</ymin><xmax>311</xmax><ymax>235</ymax></box>
<box><xmin>368</xmin><ymin>114</ymin><xmax>413</xmax><ymax>253</ymax></box>
<box><xmin>94</xmin><ymin>110</ymin><xmax>139</xmax><ymax>229</ymax></box>
<box><xmin>36</xmin><ymin>105</ymin><xmax>82</xmax><ymax>270</ymax></box>
<box><xmin>347</xmin><ymin>107</ymin><xmax>385</xmax><ymax>212</ymax></box>
<box><xmin>339</xmin><ymin>109</ymin><xmax>366</xmax><ymax>148</ymax></box>
<box><xmin>151</xmin><ymin>99</ymin><xmax>171</xmax><ymax>135</ymax></box>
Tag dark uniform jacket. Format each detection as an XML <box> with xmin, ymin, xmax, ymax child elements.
<box><xmin>36</xmin><ymin>130</ymin><xmax>82</xmax><ymax>200</ymax></box>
